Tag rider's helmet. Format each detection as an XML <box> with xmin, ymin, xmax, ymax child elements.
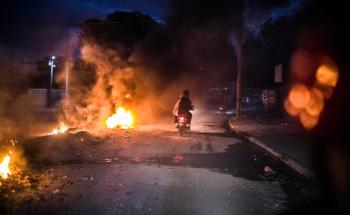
<box><xmin>183</xmin><ymin>90</ymin><xmax>189</xmax><ymax>98</ymax></box>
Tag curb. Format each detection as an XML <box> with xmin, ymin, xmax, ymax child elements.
<box><xmin>228</xmin><ymin>119</ymin><xmax>314</xmax><ymax>179</ymax></box>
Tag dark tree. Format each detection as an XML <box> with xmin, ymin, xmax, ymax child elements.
<box><xmin>242</xmin><ymin>15</ymin><xmax>297</xmax><ymax>88</ymax></box>
<box><xmin>79</xmin><ymin>11</ymin><xmax>160</xmax><ymax>60</ymax></box>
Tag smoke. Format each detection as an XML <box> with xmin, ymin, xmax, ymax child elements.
<box><xmin>0</xmin><ymin>75</ymin><xmax>42</xmax><ymax>142</ymax></box>
<box><xmin>58</xmin><ymin>1</ymin><xmax>303</xmax><ymax>131</ymax></box>
<box><xmin>61</xmin><ymin>41</ymin><xmax>162</xmax><ymax>132</ymax></box>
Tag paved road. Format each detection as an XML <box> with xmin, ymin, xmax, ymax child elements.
<box><xmin>7</xmin><ymin>112</ymin><xmax>316</xmax><ymax>215</ymax></box>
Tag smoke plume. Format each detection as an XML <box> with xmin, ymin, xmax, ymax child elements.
<box><xmin>60</xmin><ymin>0</ymin><xmax>302</xmax><ymax>131</ymax></box>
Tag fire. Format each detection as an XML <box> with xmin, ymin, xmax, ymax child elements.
<box><xmin>49</xmin><ymin>122</ymin><xmax>68</xmax><ymax>135</ymax></box>
<box><xmin>0</xmin><ymin>155</ymin><xmax>11</xmax><ymax>180</ymax></box>
<box><xmin>106</xmin><ymin>107</ymin><xmax>134</xmax><ymax>129</ymax></box>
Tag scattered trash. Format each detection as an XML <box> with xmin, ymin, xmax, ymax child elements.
<box><xmin>173</xmin><ymin>154</ymin><xmax>184</xmax><ymax>163</ymax></box>
<box><xmin>53</xmin><ymin>189</ymin><xmax>60</xmax><ymax>194</ymax></box>
<box><xmin>103</xmin><ymin>158</ymin><xmax>112</xmax><ymax>163</ymax></box>
<box><xmin>264</xmin><ymin>166</ymin><xmax>276</xmax><ymax>175</ymax></box>
<box><xmin>130</xmin><ymin>156</ymin><xmax>142</xmax><ymax>163</ymax></box>
<box><xmin>81</xmin><ymin>176</ymin><xmax>90</xmax><ymax>181</ymax></box>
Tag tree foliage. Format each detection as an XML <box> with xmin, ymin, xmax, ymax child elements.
<box><xmin>79</xmin><ymin>11</ymin><xmax>160</xmax><ymax>60</ymax></box>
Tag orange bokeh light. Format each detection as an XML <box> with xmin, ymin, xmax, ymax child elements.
<box><xmin>300</xmin><ymin>111</ymin><xmax>319</xmax><ymax>130</ymax></box>
<box><xmin>316</xmin><ymin>61</ymin><xmax>339</xmax><ymax>88</ymax></box>
<box><xmin>288</xmin><ymin>84</ymin><xmax>310</xmax><ymax>109</ymax></box>
<box><xmin>305</xmin><ymin>88</ymin><xmax>324</xmax><ymax>116</ymax></box>
<box><xmin>285</xmin><ymin>55</ymin><xmax>339</xmax><ymax>131</ymax></box>
<box><xmin>284</xmin><ymin>99</ymin><xmax>301</xmax><ymax>116</ymax></box>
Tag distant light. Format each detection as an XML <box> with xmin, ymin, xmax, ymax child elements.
<box><xmin>52</xmin><ymin>56</ymin><xmax>56</xmax><ymax>60</ymax></box>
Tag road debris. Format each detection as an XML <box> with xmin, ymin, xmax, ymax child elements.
<box><xmin>264</xmin><ymin>166</ymin><xmax>276</xmax><ymax>175</ymax></box>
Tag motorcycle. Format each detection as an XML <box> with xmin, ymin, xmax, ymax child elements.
<box><xmin>177</xmin><ymin>113</ymin><xmax>191</xmax><ymax>136</ymax></box>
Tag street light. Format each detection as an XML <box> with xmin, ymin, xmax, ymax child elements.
<box><xmin>48</xmin><ymin>56</ymin><xmax>56</xmax><ymax>90</ymax></box>
<box><xmin>47</xmin><ymin>56</ymin><xmax>56</xmax><ymax>107</ymax></box>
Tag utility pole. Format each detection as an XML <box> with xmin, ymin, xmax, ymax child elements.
<box><xmin>235</xmin><ymin>32</ymin><xmax>243</xmax><ymax>119</ymax></box>
<box><xmin>65</xmin><ymin>33</ymin><xmax>70</xmax><ymax>101</ymax></box>
<box><xmin>49</xmin><ymin>56</ymin><xmax>56</xmax><ymax>90</ymax></box>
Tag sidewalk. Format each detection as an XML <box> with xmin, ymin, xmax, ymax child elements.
<box><xmin>228</xmin><ymin>116</ymin><xmax>313</xmax><ymax>178</ymax></box>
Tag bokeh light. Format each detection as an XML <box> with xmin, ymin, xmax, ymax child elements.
<box><xmin>285</xmin><ymin>55</ymin><xmax>339</xmax><ymax>130</ymax></box>
<box><xmin>288</xmin><ymin>84</ymin><xmax>310</xmax><ymax>109</ymax></box>
<box><xmin>316</xmin><ymin>61</ymin><xmax>339</xmax><ymax>87</ymax></box>
<box><xmin>305</xmin><ymin>88</ymin><xmax>324</xmax><ymax>116</ymax></box>
<box><xmin>300</xmin><ymin>110</ymin><xmax>319</xmax><ymax>130</ymax></box>
<box><xmin>284</xmin><ymin>99</ymin><xmax>301</xmax><ymax>116</ymax></box>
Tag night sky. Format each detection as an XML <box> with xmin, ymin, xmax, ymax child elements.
<box><xmin>0</xmin><ymin>0</ymin><xmax>169</xmax><ymax>24</ymax></box>
<box><xmin>0</xmin><ymin>0</ymin><xmax>302</xmax><ymax>60</ymax></box>
<box><xmin>0</xmin><ymin>0</ymin><xmax>169</xmax><ymax>59</ymax></box>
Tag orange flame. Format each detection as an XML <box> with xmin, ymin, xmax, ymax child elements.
<box><xmin>49</xmin><ymin>122</ymin><xmax>68</xmax><ymax>135</ymax></box>
<box><xmin>106</xmin><ymin>107</ymin><xmax>134</xmax><ymax>129</ymax></box>
<box><xmin>0</xmin><ymin>155</ymin><xmax>11</xmax><ymax>180</ymax></box>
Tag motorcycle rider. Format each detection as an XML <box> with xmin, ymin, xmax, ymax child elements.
<box><xmin>173</xmin><ymin>90</ymin><xmax>193</xmax><ymax>128</ymax></box>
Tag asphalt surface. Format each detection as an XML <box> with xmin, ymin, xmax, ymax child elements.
<box><xmin>1</xmin><ymin>113</ymin><xmax>317</xmax><ymax>215</ymax></box>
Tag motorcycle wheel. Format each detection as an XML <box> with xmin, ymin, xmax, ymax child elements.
<box><xmin>178</xmin><ymin>127</ymin><xmax>185</xmax><ymax>136</ymax></box>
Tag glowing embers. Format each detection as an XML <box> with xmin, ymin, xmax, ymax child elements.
<box><xmin>105</xmin><ymin>107</ymin><xmax>134</xmax><ymax>129</ymax></box>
